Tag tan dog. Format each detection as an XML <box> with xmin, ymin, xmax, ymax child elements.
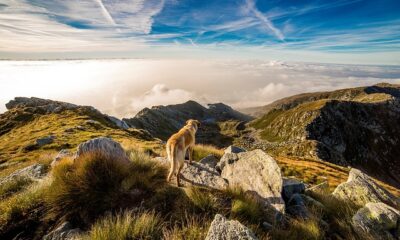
<box><xmin>166</xmin><ymin>119</ymin><xmax>200</xmax><ymax>187</ymax></box>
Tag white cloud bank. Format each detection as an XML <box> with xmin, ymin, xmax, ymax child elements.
<box><xmin>0</xmin><ymin>59</ymin><xmax>399</xmax><ymax>118</ymax></box>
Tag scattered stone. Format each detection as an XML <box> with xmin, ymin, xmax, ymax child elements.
<box><xmin>282</xmin><ymin>178</ymin><xmax>305</xmax><ymax>201</ymax></box>
<box><xmin>75</xmin><ymin>126</ymin><xmax>85</xmax><ymax>131</ymax></box>
<box><xmin>286</xmin><ymin>193</ymin><xmax>310</xmax><ymax>219</ymax></box>
<box><xmin>352</xmin><ymin>202</ymin><xmax>400</xmax><ymax>240</ymax></box>
<box><xmin>333</xmin><ymin>168</ymin><xmax>400</xmax><ymax>208</ymax></box>
<box><xmin>199</xmin><ymin>155</ymin><xmax>218</xmax><ymax>168</ymax></box>
<box><xmin>301</xmin><ymin>194</ymin><xmax>325</xmax><ymax>210</ymax></box>
<box><xmin>205</xmin><ymin>214</ymin><xmax>258</xmax><ymax>240</ymax></box>
<box><xmin>221</xmin><ymin>149</ymin><xmax>285</xmax><ymax>222</ymax></box>
<box><xmin>36</xmin><ymin>135</ymin><xmax>55</xmax><ymax>146</ymax></box>
<box><xmin>51</xmin><ymin>149</ymin><xmax>73</xmax><ymax>167</ymax></box>
<box><xmin>0</xmin><ymin>164</ymin><xmax>46</xmax><ymax>185</ymax></box>
<box><xmin>180</xmin><ymin>162</ymin><xmax>228</xmax><ymax>190</ymax></box>
<box><xmin>262</xmin><ymin>221</ymin><xmax>273</xmax><ymax>231</ymax></box>
<box><xmin>76</xmin><ymin>137</ymin><xmax>130</xmax><ymax>163</ymax></box>
<box><xmin>43</xmin><ymin>221</ymin><xmax>82</xmax><ymax>240</ymax></box>
<box><xmin>224</xmin><ymin>145</ymin><xmax>246</xmax><ymax>154</ymax></box>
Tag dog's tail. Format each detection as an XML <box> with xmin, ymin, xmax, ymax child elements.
<box><xmin>166</xmin><ymin>142</ymin><xmax>177</xmax><ymax>174</ymax></box>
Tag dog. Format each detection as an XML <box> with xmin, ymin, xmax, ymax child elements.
<box><xmin>166</xmin><ymin>119</ymin><xmax>201</xmax><ymax>187</ymax></box>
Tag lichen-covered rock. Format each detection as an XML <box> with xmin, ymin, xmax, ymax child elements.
<box><xmin>180</xmin><ymin>162</ymin><xmax>228</xmax><ymax>190</ymax></box>
<box><xmin>0</xmin><ymin>164</ymin><xmax>46</xmax><ymax>185</ymax></box>
<box><xmin>199</xmin><ymin>155</ymin><xmax>219</xmax><ymax>168</ymax></box>
<box><xmin>224</xmin><ymin>145</ymin><xmax>246</xmax><ymax>154</ymax></box>
<box><xmin>205</xmin><ymin>214</ymin><xmax>258</xmax><ymax>240</ymax></box>
<box><xmin>221</xmin><ymin>149</ymin><xmax>285</xmax><ymax>221</ymax></box>
<box><xmin>76</xmin><ymin>137</ymin><xmax>129</xmax><ymax>163</ymax></box>
<box><xmin>333</xmin><ymin>168</ymin><xmax>400</xmax><ymax>208</ymax></box>
<box><xmin>216</xmin><ymin>152</ymin><xmax>238</xmax><ymax>172</ymax></box>
<box><xmin>43</xmin><ymin>222</ymin><xmax>82</xmax><ymax>240</ymax></box>
<box><xmin>282</xmin><ymin>178</ymin><xmax>305</xmax><ymax>201</ymax></box>
<box><xmin>352</xmin><ymin>202</ymin><xmax>400</xmax><ymax>240</ymax></box>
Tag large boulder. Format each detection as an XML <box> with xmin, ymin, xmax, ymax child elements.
<box><xmin>0</xmin><ymin>164</ymin><xmax>46</xmax><ymax>185</ymax></box>
<box><xmin>221</xmin><ymin>149</ymin><xmax>285</xmax><ymax>221</ymax></box>
<box><xmin>180</xmin><ymin>162</ymin><xmax>228</xmax><ymax>190</ymax></box>
<box><xmin>75</xmin><ymin>137</ymin><xmax>130</xmax><ymax>163</ymax></box>
<box><xmin>333</xmin><ymin>168</ymin><xmax>400</xmax><ymax>208</ymax></box>
<box><xmin>43</xmin><ymin>221</ymin><xmax>82</xmax><ymax>240</ymax></box>
<box><xmin>352</xmin><ymin>202</ymin><xmax>400</xmax><ymax>240</ymax></box>
<box><xmin>205</xmin><ymin>214</ymin><xmax>258</xmax><ymax>240</ymax></box>
<box><xmin>286</xmin><ymin>194</ymin><xmax>310</xmax><ymax>219</ymax></box>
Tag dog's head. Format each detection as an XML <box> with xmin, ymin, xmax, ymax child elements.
<box><xmin>186</xmin><ymin>119</ymin><xmax>201</xmax><ymax>131</ymax></box>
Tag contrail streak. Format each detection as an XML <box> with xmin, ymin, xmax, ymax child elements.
<box><xmin>94</xmin><ymin>0</ymin><xmax>116</xmax><ymax>25</ymax></box>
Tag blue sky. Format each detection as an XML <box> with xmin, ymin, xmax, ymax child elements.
<box><xmin>0</xmin><ymin>0</ymin><xmax>400</xmax><ymax>64</ymax></box>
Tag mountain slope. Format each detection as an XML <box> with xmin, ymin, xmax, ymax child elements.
<box><xmin>248</xmin><ymin>83</ymin><xmax>400</xmax><ymax>188</ymax></box>
<box><xmin>0</xmin><ymin>97</ymin><xmax>160</xmax><ymax>177</ymax></box>
<box><xmin>123</xmin><ymin>100</ymin><xmax>252</xmax><ymax>147</ymax></box>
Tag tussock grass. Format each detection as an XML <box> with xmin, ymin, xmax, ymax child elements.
<box><xmin>0</xmin><ymin>181</ymin><xmax>46</xmax><ymax>230</ymax></box>
<box><xmin>45</xmin><ymin>150</ymin><xmax>167</xmax><ymax>225</ymax></box>
<box><xmin>185</xmin><ymin>187</ymin><xmax>217</xmax><ymax>212</ymax></box>
<box><xmin>0</xmin><ymin>176</ymin><xmax>32</xmax><ymax>199</ymax></box>
<box><xmin>84</xmin><ymin>210</ymin><xmax>163</xmax><ymax>240</ymax></box>
<box><xmin>162</xmin><ymin>213</ymin><xmax>210</xmax><ymax>240</ymax></box>
<box><xmin>270</xmin><ymin>218</ymin><xmax>324</xmax><ymax>240</ymax></box>
<box><xmin>192</xmin><ymin>144</ymin><xmax>223</xmax><ymax>161</ymax></box>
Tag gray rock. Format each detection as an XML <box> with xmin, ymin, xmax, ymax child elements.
<box><xmin>352</xmin><ymin>202</ymin><xmax>400</xmax><ymax>240</ymax></box>
<box><xmin>106</xmin><ymin>115</ymin><xmax>130</xmax><ymax>129</ymax></box>
<box><xmin>36</xmin><ymin>135</ymin><xmax>55</xmax><ymax>146</ymax></box>
<box><xmin>51</xmin><ymin>149</ymin><xmax>73</xmax><ymax>167</ymax></box>
<box><xmin>199</xmin><ymin>155</ymin><xmax>218</xmax><ymax>168</ymax></box>
<box><xmin>0</xmin><ymin>164</ymin><xmax>46</xmax><ymax>185</ymax></box>
<box><xmin>333</xmin><ymin>168</ymin><xmax>400</xmax><ymax>208</ymax></box>
<box><xmin>76</xmin><ymin>137</ymin><xmax>129</xmax><ymax>163</ymax></box>
<box><xmin>282</xmin><ymin>178</ymin><xmax>305</xmax><ymax>201</ymax></box>
<box><xmin>262</xmin><ymin>221</ymin><xmax>273</xmax><ymax>231</ymax></box>
<box><xmin>216</xmin><ymin>152</ymin><xmax>239</xmax><ymax>172</ymax></box>
<box><xmin>301</xmin><ymin>194</ymin><xmax>325</xmax><ymax>210</ymax></box>
<box><xmin>286</xmin><ymin>193</ymin><xmax>310</xmax><ymax>219</ymax></box>
<box><xmin>205</xmin><ymin>214</ymin><xmax>258</xmax><ymax>240</ymax></box>
<box><xmin>224</xmin><ymin>146</ymin><xmax>246</xmax><ymax>154</ymax></box>
<box><xmin>221</xmin><ymin>149</ymin><xmax>285</xmax><ymax>222</ymax></box>
<box><xmin>180</xmin><ymin>162</ymin><xmax>228</xmax><ymax>190</ymax></box>
<box><xmin>43</xmin><ymin>222</ymin><xmax>82</xmax><ymax>240</ymax></box>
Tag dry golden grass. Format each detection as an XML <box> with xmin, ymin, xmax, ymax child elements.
<box><xmin>192</xmin><ymin>144</ymin><xmax>224</xmax><ymax>161</ymax></box>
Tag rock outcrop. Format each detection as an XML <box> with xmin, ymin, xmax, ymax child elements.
<box><xmin>205</xmin><ymin>214</ymin><xmax>258</xmax><ymax>240</ymax></box>
<box><xmin>220</xmin><ymin>149</ymin><xmax>285</xmax><ymax>221</ymax></box>
<box><xmin>224</xmin><ymin>145</ymin><xmax>246</xmax><ymax>154</ymax></box>
<box><xmin>282</xmin><ymin>178</ymin><xmax>306</xmax><ymax>201</ymax></box>
<box><xmin>76</xmin><ymin>137</ymin><xmax>130</xmax><ymax>163</ymax></box>
<box><xmin>0</xmin><ymin>164</ymin><xmax>46</xmax><ymax>185</ymax></box>
<box><xmin>180</xmin><ymin>162</ymin><xmax>228</xmax><ymax>190</ymax></box>
<box><xmin>333</xmin><ymin>168</ymin><xmax>400</xmax><ymax>208</ymax></box>
<box><xmin>352</xmin><ymin>202</ymin><xmax>400</xmax><ymax>240</ymax></box>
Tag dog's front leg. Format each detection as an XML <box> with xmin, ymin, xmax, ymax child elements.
<box><xmin>188</xmin><ymin>146</ymin><xmax>193</xmax><ymax>165</ymax></box>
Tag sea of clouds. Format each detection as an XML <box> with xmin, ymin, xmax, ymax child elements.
<box><xmin>0</xmin><ymin>59</ymin><xmax>399</xmax><ymax>118</ymax></box>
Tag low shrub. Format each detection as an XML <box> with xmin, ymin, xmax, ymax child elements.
<box><xmin>45</xmin><ymin>150</ymin><xmax>167</xmax><ymax>225</ymax></box>
<box><xmin>0</xmin><ymin>176</ymin><xmax>32</xmax><ymax>199</ymax></box>
<box><xmin>192</xmin><ymin>144</ymin><xmax>223</xmax><ymax>161</ymax></box>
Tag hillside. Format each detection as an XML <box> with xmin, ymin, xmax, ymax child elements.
<box><xmin>123</xmin><ymin>101</ymin><xmax>252</xmax><ymax>147</ymax></box>
<box><xmin>0</xmin><ymin>97</ymin><xmax>161</xmax><ymax>178</ymax></box>
<box><xmin>247</xmin><ymin>83</ymin><xmax>400</xmax><ymax>188</ymax></box>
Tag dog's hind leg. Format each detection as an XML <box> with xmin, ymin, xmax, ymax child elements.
<box><xmin>176</xmin><ymin>161</ymin><xmax>184</xmax><ymax>187</ymax></box>
<box><xmin>188</xmin><ymin>146</ymin><xmax>193</xmax><ymax>165</ymax></box>
<box><xmin>166</xmin><ymin>144</ymin><xmax>175</xmax><ymax>182</ymax></box>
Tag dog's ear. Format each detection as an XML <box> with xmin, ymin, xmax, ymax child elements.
<box><xmin>195</xmin><ymin>120</ymin><xmax>201</xmax><ymax>127</ymax></box>
<box><xmin>186</xmin><ymin>119</ymin><xmax>192</xmax><ymax>125</ymax></box>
